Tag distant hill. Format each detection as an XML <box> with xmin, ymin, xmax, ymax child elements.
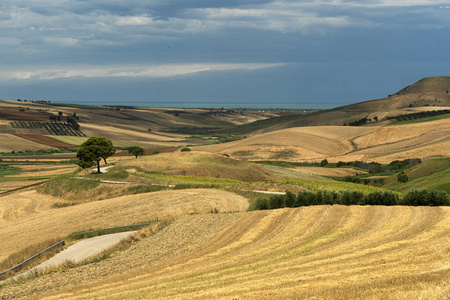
<box><xmin>223</xmin><ymin>76</ymin><xmax>450</xmax><ymax>135</ymax></box>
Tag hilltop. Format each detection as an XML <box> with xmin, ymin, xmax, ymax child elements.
<box><xmin>222</xmin><ymin>76</ymin><xmax>450</xmax><ymax>135</ymax></box>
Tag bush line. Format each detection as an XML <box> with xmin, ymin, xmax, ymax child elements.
<box><xmin>250</xmin><ymin>189</ymin><xmax>450</xmax><ymax>210</ymax></box>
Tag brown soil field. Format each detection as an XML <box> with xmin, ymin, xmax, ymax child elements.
<box><xmin>0</xmin><ymin>109</ymin><xmax>50</xmax><ymax>122</ymax></box>
<box><xmin>0</xmin><ymin>134</ymin><xmax>53</xmax><ymax>152</ymax></box>
<box><xmin>0</xmin><ymin>189</ymin><xmax>248</xmax><ymax>264</ymax></box>
<box><xmin>118</xmin><ymin>151</ymin><xmax>274</xmax><ymax>181</ymax></box>
<box><xmin>2</xmin><ymin>206</ymin><xmax>448</xmax><ymax>299</ymax></box>
<box><xmin>13</xmin><ymin>134</ymin><xmax>78</xmax><ymax>150</ymax></box>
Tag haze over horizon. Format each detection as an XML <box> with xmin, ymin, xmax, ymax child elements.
<box><xmin>0</xmin><ymin>1</ymin><xmax>449</xmax><ymax>108</ymax></box>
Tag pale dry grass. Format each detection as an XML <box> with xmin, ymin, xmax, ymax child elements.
<box><xmin>0</xmin><ymin>181</ymin><xmax>47</xmax><ymax>193</ymax></box>
<box><xmin>0</xmin><ymin>134</ymin><xmax>53</xmax><ymax>152</ymax></box>
<box><xmin>0</xmin><ymin>189</ymin><xmax>248</xmax><ymax>265</ymax></box>
<box><xmin>80</xmin><ymin>123</ymin><xmax>186</xmax><ymax>147</ymax></box>
<box><xmin>3</xmin><ymin>206</ymin><xmax>448</xmax><ymax>299</ymax></box>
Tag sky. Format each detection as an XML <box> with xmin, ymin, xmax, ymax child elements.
<box><xmin>0</xmin><ymin>0</ymin><xmax>449</xmax><ymax>108</ymax></box>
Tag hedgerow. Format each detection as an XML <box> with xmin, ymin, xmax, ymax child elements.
<box><xmin>250</xmin><ymin>189</ymin><xmax>449</xmax><ymax>210</ymax></box>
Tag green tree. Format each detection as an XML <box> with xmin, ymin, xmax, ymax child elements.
<box><xmin>128</xmin><ymin>146</ymin><xmax>145</xmax><ymax>158</ymax></box>
<box><xmin>76</xmin><ymin>137</ymin><xmax>116</xmax><ymax>173</ymax></box>
<box><xmin>320</xmin><ymin>159</ymin><xmax>329</xmax><ymax>167</ymax></box>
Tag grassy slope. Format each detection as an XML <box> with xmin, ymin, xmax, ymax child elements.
<box><xmin>383</xmin><ymin>157</ymin><xmax>450</xmax><ymax>193</ymax></box>
<box><xmin>118</xmin><ymin>151</ymin><xmax>276</xmax><ymax>182</ymax></box>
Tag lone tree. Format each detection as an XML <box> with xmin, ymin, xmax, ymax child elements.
<box><xmin>77</xmin><ymin>137</ymin><xmax>116</xmax><ymax>173</ymax></box>
<box><xmin>128</xmin><ymin>146</ymin><xmax>145</xmax><ymax>159</ymax></box>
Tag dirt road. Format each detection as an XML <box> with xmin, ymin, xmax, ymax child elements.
<box><xmin>7</xmin><ymin>231</ymin><xmax>137</xmax><ymax>282</ymax></box>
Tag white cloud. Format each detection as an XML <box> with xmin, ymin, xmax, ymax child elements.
<box><xmin>0</xmin><ymin>63</ymin><xmax>286</xmax><ymax>81</ymax></box>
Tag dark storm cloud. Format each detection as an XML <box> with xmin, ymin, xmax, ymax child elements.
<box><xmin>0</xmin><ymin>1</ymin><xmax>449</xmax><ymax>106</ymax></box>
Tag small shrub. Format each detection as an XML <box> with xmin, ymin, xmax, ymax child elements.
<box><xmin>252</xmin><ymin>197</ymin><xmax>269</xmax><ymax>210</ymax></box>
<box><xmin>268</xmin><ymin>194</ymin><xmax>284</xmax><ymax>209</ymax></box>
<box><xmin>180</xmin><ymin>147</ymin><xmax>191</xmax><ymax>152</ymax></box>
<box><xmin>397</xmin><ymin>172</ymin><xmax>409</xmax><ymax>183</ymax></box>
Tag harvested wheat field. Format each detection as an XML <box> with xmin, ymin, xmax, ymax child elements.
<box><xmin>5</xmin><ymin>165</ymin><xmax>78</xmax><ymax>178</ymax></box>
<box><xmin>0</xmin><ymin>189</ymin><xmax>248</xmax><ymax>264</ymax></box>
<box><xmin>197</xmin><ymin>119</ymin><xmax>450</xmax><ymax>163</ymax></box>
<box><xmin>196</xmin><ymin>126</ymin><xmax>375</xmax><ymax>161</ymax></box>
<box><xmin>2</xmin><ymin>205</ymin><xmax>448</xmax><ymax>299</ymax></box>
<box><xmin>80</xmin><ymin>123</ymin><xmax>185</xmax><ymax>148</ymax></box>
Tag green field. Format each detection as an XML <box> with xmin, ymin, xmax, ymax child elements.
<box><xmin>47</xmin><ymin>135</ymin><xmax>88</xmax><ymax>146</ymax></box>
<box><xmin>382</xmin><ymin>157</ymin><xmax>450</xmax><ymax>193</ymax></box>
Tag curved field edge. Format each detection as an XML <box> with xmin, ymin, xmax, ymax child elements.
<box><xmin>2</xmin><ymin>205</ymin><xmax>449</xmax><ymax>299</ymax></box>
<box><xmin>0</xmin><ymin>189</ymin><xmax>249</xmax><ymax>266</ymax></box>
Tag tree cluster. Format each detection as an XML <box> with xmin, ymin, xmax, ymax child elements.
<box><xmin>387</xmin><ymin>109</ymin><xmax>450</xmax><ymax>122</ymax></box>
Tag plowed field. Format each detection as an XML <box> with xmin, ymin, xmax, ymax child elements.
<box><xmin>2</xmin><ymin>206</ymin><xmax>449</xmax><ymax>299</ymax></box>
<box><xmin>0</xmin><ymin>109</ymin><xmax>50</xmax><ymax>121</ymax></box>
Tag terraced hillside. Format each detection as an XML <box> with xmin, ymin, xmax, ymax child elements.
<box><xmin>2</xmin><ymin>206</ymin><xmax>448</xmax><ymax>299</ymax></box>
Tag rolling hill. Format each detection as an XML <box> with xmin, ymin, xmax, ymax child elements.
<box><xmin>222</xmin><ymin>76</ymin><xmax>450</xmax><ymax>135</ymax></box>
<box><xmin>196</xmin><ymin>118</ymin><xmax>450</xmax><ymax>163</ymax></box>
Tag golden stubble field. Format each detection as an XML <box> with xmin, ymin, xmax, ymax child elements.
<box><xmin>0</xmin><ymin>189</ymin><xmax>249</xmax><ymax>264</ymax></box>
<box><xmin>1</xmin><ymin>205</ymin><xmax>449</xmax><ymax>299</ymax></box>
<box><xmin>197</xmin><ymin>118</ymin><xmax>450</xmax><ymax>163</ymax></box>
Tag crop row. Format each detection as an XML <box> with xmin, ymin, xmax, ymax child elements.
<box><xmin>42</xmin><ymin>122</ymin><xmax>85</xmax><ymax>136</ymax></box>
<box><xmin>10</xmin><ymin>121</ymin><xmax>85</xmax><ymax>136</ymax></box>
<box><xmin>10</xmin><ymin>121</ymin><xmax>43</xmax><ymax>129</ymax></box>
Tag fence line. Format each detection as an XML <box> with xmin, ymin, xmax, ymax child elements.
<box><xmin>0</xmin><ymin>222</ymin><xmax>156</xmax><ymax>277</ymax></box>
<box><xmin>0</xmin><ymin>240</ymin><xmax>65</xmax><ymax>276</ymax></box>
